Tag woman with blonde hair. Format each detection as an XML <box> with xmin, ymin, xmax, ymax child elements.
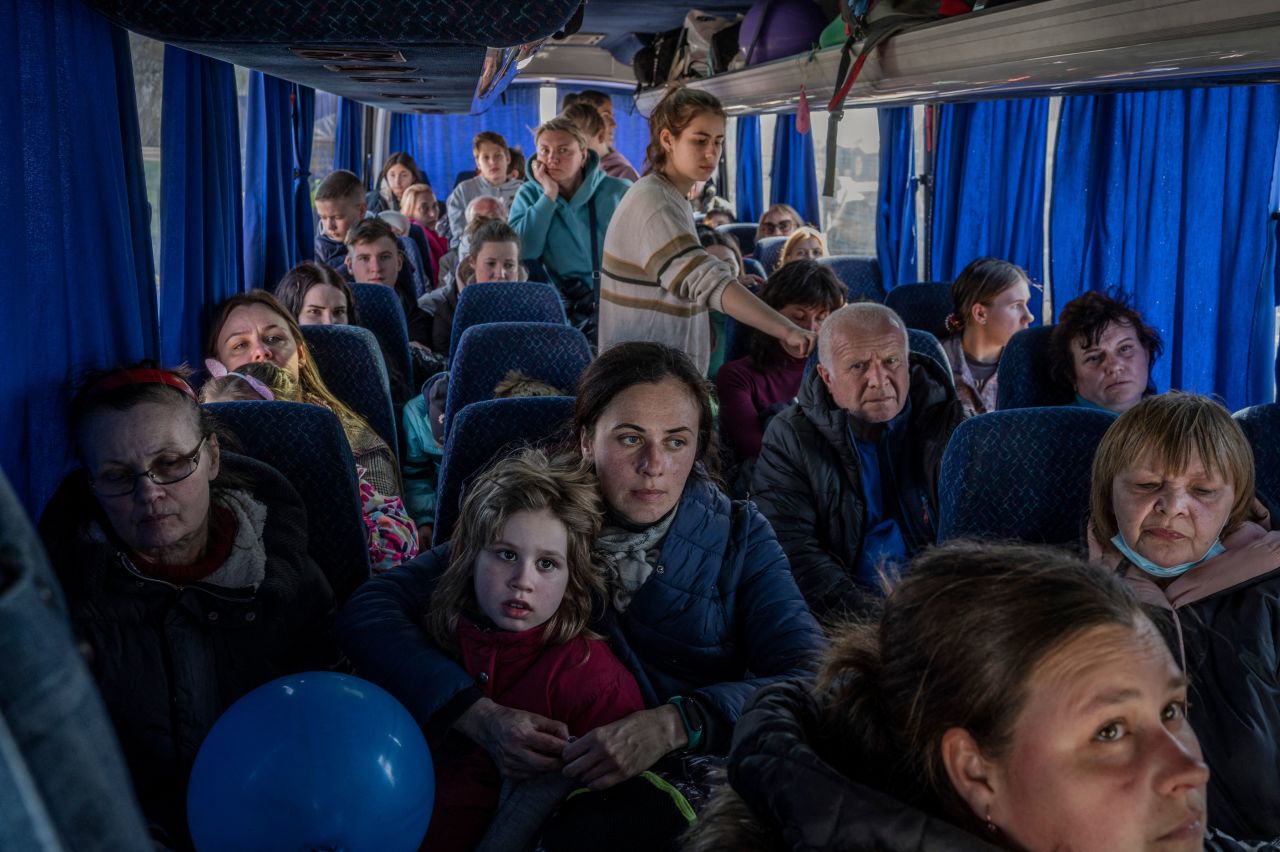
<box><xmin>777</xmin><ymin>226</ymin><xmax>826</xmax><ymax>268</ymax></box>
<box><xmin>1088</xmin><ymin>391</ymin><xmax>1280</xmax><ymax>840</ymax></box>
<box><xmin>204</xmin><ymin>290</ymin><xmax>400</xmax><ymax>496</ymax></box>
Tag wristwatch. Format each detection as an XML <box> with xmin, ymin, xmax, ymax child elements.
<box><xmin>667</xmin><ymin>695</ymin><xmax>705</xmax><ymax>751</ymax></box>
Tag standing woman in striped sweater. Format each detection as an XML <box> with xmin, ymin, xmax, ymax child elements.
<box><xmin>598</xmin><ymin>89</ymin><xmax>816</xmax><ymax>374</ymax></box>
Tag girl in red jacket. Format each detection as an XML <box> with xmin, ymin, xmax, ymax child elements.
<box><xmin>422</xmin><ymin>448</ymin><xmax>645</xmax><ymax>851</ymax></box>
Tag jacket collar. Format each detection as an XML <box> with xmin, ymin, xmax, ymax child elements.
<box><xmin>1122</xmin><ymin>521</ymin><xmax>1280</xmax><ymax>610</ymax></box>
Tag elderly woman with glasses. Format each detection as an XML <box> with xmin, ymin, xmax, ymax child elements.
<box><xmin>39</xmin><ymin>363</ymin><xmax>337</xmax><ymax>850</ymax></box>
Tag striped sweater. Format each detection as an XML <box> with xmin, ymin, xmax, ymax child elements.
<box><xmin>599</xmin><ymin>174</ymin><xmax>736</xmax><ymax>373</ymax></box>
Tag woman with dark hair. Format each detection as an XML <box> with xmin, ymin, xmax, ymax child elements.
<box><xmin>367</xmin><ymin>151</ymin><xmax>426</xmax><ymax>215</ymax></box>
<box><xmin>273</xmin><ymin>260</ymin><xmax>357</xmax><ymax>326</ymax></box>
<box><xmin>1050</xmin><ymin>289</ymin><xmax>1163</xmax><ymax>414</ymax></box>
<box><xmin>715</xmin><ymin>260</ymin><xmax>845</xmax><ymax>464</ymax></box>
<box><xmin>688</xmin><ymin>541</ymin><xmax>1253</xmax><ymax>851</ymax></box>
<box><xmin>337</xmin><ymin>342</ymin><xmax>822</xmax><ymax>816</ymax></box>
<box><xmin>940</xmin><ymin>257</ymin><xmax>1034</xmax><ymax>416</ymax></box>
<box><xmin>1088</xmin><ymin>392</ymin><xmax>1280</xmax><ymax>840</ymax></box>
<box><xmin>39</xmin><ymin>363</ymin><xmax>335</xmax><ymax>849</ymax></box>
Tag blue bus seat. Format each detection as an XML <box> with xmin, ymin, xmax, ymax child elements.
<box><xmin>444</xmin><ymin>322</ymin><xmax>591</xmax><ymax>436</ymax></box>
<box><xmin>885</xmin><ymin>282</ymin><xmax>954</xmax><ymax>339</ymax></box>
<box><xmin>717</xmin><ymin>222</ymin><xmax>758</xmax><ymax>257</ymax></box>
<box><xmin>351</xmin><ymin>283</ymin><xmax>413</xmax><ymax>399</ymax></box>
<box><xmin>301</xmin><ymin>325</ymin><xmax>399</xmax><ymax>462</ymax></box>
<box><xmin>817</xmin><ymin>255</ymin><xmax>885</xmax><ymax>303</ymax></box>
<box><xmin>742</xmin><ymin>257</ymin><xmax>767</xmax><ymax>280</ymax></box>
<box><xmin>906</xmin><ymin>328</ymin><xmax>953</xmax><ymax>390</ymax></box>
<box><xmin>754</xmin><ymin>236</ymin><xmax>787</xmax><ymax>274</ymax></box>
<box><xmin>205</xmin><ymin>401</ymin><xmax>371</xmax><ymax>603</ymax></box>
<box><xmin>1234</xmin><ymin>404</ymin><xmax>1280</xmax><ymax>507</ymax></box>
<box><xmin>448</xmin><ymin>281</ymin><xmax>567</xmax><ymax>361</ymax></box>
<box><xmin>938</xmin><ymin>406</ymin><xmax>1117</xmax><ymax>545</ymax></box>
<box><xmin>433</xmin><ymin>396</ymin><xmax>576</xmax><ymax>545</ymax></box>
<box><xmin>995</xmin><ymin>325</ymin><xmax>1069</xmax><ymax>410</ymax></box>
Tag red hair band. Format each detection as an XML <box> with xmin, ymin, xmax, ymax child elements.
<box><xmin>85</xmin><ymin>368</ymin><xmax>198</xmax><ymax>402</ymax></box>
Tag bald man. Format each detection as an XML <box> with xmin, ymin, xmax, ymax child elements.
<box><xmin>751</xmin><ymin>303</ymin><xmax>965</xmax><ymax>622</ymax></box>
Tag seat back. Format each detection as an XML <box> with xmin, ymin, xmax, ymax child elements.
<box><xmin>816</xmin><ymin>255</ymin><xmax>885</xmax><ymax>303</ymax></box>
<box><xmin>995</xmin><ymin>325</ymin><xmax>1069</xmax><ymax>410</ymax></box>
<box><xmin>351</xmin><ymin>283</ymin><xmax>413</xmax><ymax>396</ymax></box>
<box><xmin>906</xmin><ymin>329</ymin><xmax>953</xmax><ymax>389</ymax></box>
<box><xmin>1235</xmin><ymin>404</ymin><xmax>1280</xmax><ymax>506</ymax></box>
<box><xmin>444</xmin><ymin>322</ymin><xmax>592</xmax><ymax>435</ymax></box>
<box><xmin>754</xmin><ymin>236</ymin><xmax>787</xmax><ymax>274</ymax></box>
<box><xmin>434</xmin><ymin>396</ymin><xmax>576</xmax><ymax>545</ymax></box>
<box><xmin>717</xmin><ymin>222</ymin><xmax>758</xmax><ymax>257</ymax></box>
<box><xmin>448</xmin><ymin>281</ymin><xmax>568</xmax><ymax>361</ymax></box>
<box><xmin>938</xmin><ymin>407</ymin><xmax>1116</xmax><ymax>545</ymax></box>
<box><xmin>741</xmin><ymin>257</ymin><xmax>767</xmax><ymax>280</ymax></box>
<box><xmin>885</xmin><ymin>282</ymin><xmax>953</xmax><ymax>339</ymax></box>
<box><xmin>301</xmin><ymin>324</ymin><xmax>399</xmax><ymax>459</ymax></box>
<box><xmin>206</xmin><ymin>401</ymin><xmax>370</xmax><ymax>603</ymax></box>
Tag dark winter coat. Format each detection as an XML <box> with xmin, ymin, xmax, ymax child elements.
<box><xmin>40</xmin><ymin>454</ymin><xmax>337</xmax><ymax>849</ymax></box>
<box><xmin>426</xmin><ymin>619</ymin><xmax>644</xmax><ymax>852</ymax></box>
<box><xmin>750</xmin><ymin>354</ymin><xmax>964</xmax><ymax>622</ymax></box>
<box><xmin>336</xmin><ymin>477</ymin><xmax>825</xmax><ymax>752</ymax></box>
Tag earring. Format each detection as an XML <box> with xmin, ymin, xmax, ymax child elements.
<box><xmin>985</xmin><ymin>808</ymin><xmax>998</xmax><ymax>834</ymax></box>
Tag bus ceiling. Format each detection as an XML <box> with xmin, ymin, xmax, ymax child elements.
<box><xmin>82</xmin><ymin>0</ymin><xmax>1280</xmax><ymax>115</ymax></box>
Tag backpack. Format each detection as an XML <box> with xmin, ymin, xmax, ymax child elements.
<box><xmin>822</xmin><ymin>0</ymin><xmax>974</xmax><ymax>193</ymax></box>
<box><xmin>668</xmin><ymin>10</ymin><xmax>740</xmax><ymax>81</ymax></box>
<box><xmin>632</xmin><ymin>27</ymin><xmax>684</xmax><ymax>90</ymax></box>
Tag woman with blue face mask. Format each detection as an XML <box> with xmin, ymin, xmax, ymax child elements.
<box><xmin>1088</xmin><ymin>391</ymin><xmax>1280</xmax><ymax>843</ymax></box>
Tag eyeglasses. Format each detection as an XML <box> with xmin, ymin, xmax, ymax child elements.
<box><xmin>90</xmin><ymin>437</ymin><xmax>207</xmax><ymax>497</ymax></box>
<box><xmin>759</xmin><ymin>220</ymin><xmax>796</xmax><ymax>236</ymax></box>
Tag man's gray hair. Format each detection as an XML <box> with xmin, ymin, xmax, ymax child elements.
<box><xmin>817</xmin><ymin>302</ymin><xmax>908</xmax><ymax>369</ymax></box>
<box><xmin>465</xmin><ymin>194</ymin><xmax>508</xmax><ymax>222</ymax></box>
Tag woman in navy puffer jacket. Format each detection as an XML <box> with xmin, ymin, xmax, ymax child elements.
<box><xmin>336</xmin><ymin>341</ymin><xmax>824</xmax><ymax>790</ymax></box>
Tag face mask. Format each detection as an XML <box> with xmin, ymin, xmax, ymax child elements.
<box><xmin>1110</xmin><ymin>533</ymin><xmax>1226</xmax><ymax>579</ymax></box>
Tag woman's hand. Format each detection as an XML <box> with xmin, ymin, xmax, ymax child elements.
<box><xmin>454</xmin><ymin>697</ymin><xmax>570</xmax><ymax>779</ymax></box>
<box><xmin>561</xmin><ymin>705</ymin><xmax>685</xmax><ymax>791</ymax></box>
<box><xmin>739</xmin><ymin>273</ymin><xmax>767</xmax><ymax>290</ymax></box>
<box><xmin>530</xmin><ymin>158</ymin><xmax>559</xmax><ymax>201</ymax></box>
<box><xmin>781</xmin><ymin>327</ymin><xmax>817</xmax><ymax>360</ymax></box>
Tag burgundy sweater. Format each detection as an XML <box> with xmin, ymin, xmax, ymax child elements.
<box><xmin>715</xmin><ymin>355</ymin><xmax>808</xmax><ymax>459</ymax></box>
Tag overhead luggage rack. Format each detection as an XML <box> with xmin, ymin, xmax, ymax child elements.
<box><xmin>635</xmin><ymin>0</ymin><xmax>1280</xmax><ymax>115</ymax></box>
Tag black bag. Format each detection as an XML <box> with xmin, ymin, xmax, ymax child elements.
<box><xmin>709</xmin><ymin>20</ymin><xmax>741</xmax><ymax>74</ymax></box>
<box><xmin>558</xmin><ymin>275</ymin><xmax>598</xmax><ymax>342</ymax></box>
<box><xmin>632</xmin><ymin>27</ymin><xmax>683</xmax><ymax>90</ymax></box>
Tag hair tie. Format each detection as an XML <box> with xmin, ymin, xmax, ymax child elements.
<box><xmin>204</xmin><ymin>358</ymin><xmax>229</xmax><ymax>378</ymax></box>
<box><xmin>227</xmin><ymin>372</ymin><xmax>275</xmax><ymax>401</ymax></box>
<box><xmin>86</xmin><ymin>368</ymin><xmax>197</xmax><ymax>402</ymax></box>
<box><xmin>944</xmin><ymin>313</ymin><xmax>963</xmax><ymax>333</ymax></box>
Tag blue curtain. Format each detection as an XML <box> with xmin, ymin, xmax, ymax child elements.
<box><xmin>1051</xmin><ymin>87</ymin><xmax>1280</xmax><ymax>410</ymax></box>
<box><xmin>291</xmin><ymin>84</ymin><xmax>316</xmax><ymax>265</ymax></box>
<box><xmin>0</xmin><ymin>3</ymin><xmax>158</xmax><ymax>514</ymax></box>
<box><xmin>243</xmin><ymin>73</ymin><xmax>314</xmax><ymax>290</ymax></box>
<box><xmin>555</xmin><ymin>85</ymin><xmax>649</xmax><ymax>178</ymax></box>
<box><xmin>931</xmin><ymin>99</ymin><xmax>1048</xmax><ymax>320</ymax></box>
<box><xmin>394</xmin><ymin>85</ymin><xmax>541</xmax><ymax>195</ymax></box>
<box><xmin>334</xmin><ymin>97</ymin><xmax>364</xmax><ymax>178</ymax></box>
<box><xmin>159</xmin><ymin>46</ymin><xmax>244</xmax><ymax>368</ymax></box>
<box><xmin>735</xmin><ymin>115</ymin><xmax>763</xmax><ymax>224</ymax></box>
<box><xmin>770</xmin><ymin>114</ymin><xmax>820</xmax><ymax>228</ymax></box>
<box><xmin>876</xmin><ymin>107</ymin><xmax>917</xmax><ymax>289</ymax></box>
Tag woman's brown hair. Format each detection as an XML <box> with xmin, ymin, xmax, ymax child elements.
<box><xmin>1089</xmin><ymin>391</ymin><xmax>1256</xmax><ymax>548</ymax></box>
<box><xmin>375</xmin><ymin>152</ymin><xmax>425</xmax><ymax>204</ymax></box>
<box><xmin>1049</xmin><ymin>289</ymin><xmax>1163</xmax><ymax>396</ymax></box>
<box><xmin>426</xmin><ymin>448</ymin><xmax>605</xmax><ymax>653</ymax></box>
<box><xmin>816</xmin><ymin>541</ymin><xmax>1147</xmax><ymax>839</ymax></box>
<box><xmin>646</xmin><ymin>88</ymin><xmax>727</xmax><ymax>173</ymax></box>
<box><xmin>273</xmin><ymin>261</ymin><xmax>357</xmax><ymax>325</ymax></box>
<box><xmin>945</xmin><ymin>257</ymin><xmax>1028</xmax><ymax>335</ymax></box>
<box><xmin>747</xmin><ymin>260</ymin><xmax>845</xmax><ymax>370</ymax></box>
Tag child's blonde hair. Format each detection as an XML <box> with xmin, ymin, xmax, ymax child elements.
<box><xmin>399</xmin><ymin>183</ymin><xmax>436</xmax><ymax>219</ymax></box>
<box><xmin>199</xmin><ymin>361</ymin><xmax>299</xmax><ymax>404</ymax></box>
<box><xmin>427</xmin><ymin>448</ymin><xmax>604</xmax><ymax>653</ymax></box>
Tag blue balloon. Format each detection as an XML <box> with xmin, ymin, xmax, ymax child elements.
<box><xmin>187</xmin><ymin>672</ymin><xmax>434</xmax><ymax>852</ymax></box>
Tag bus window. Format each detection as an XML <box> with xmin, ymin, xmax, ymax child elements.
<box><xmin>810</xmin><ymin>109</ymin><xmax>881</xmax><ymax>256</ymax></box>
<box><xmin>129</xmin><ymin>32</ymin><xmax>163</xmax><ymax>276</ymax></box>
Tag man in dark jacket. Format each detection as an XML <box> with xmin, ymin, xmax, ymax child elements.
<box><xmin>751</xmin><ymin>303</ymin><xmax>964</xmax><ymax>623</ymax></box>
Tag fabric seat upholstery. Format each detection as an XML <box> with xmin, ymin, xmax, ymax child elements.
<box><xmin>433</xmin><ymin>396</ymin><xmax>576</xmax><ymax>545</ymax></box>
<box><xmin>816</xmin><ymin>255</ymin><xmax>885</xmax><ymax>303</ymax></box>
<box><xmin>885</xmin><ymin>282</ymin><xmax>953</xmax><ymax>339</ymax></box>
<box><xmin>205</xmin><ymin>401</ymin><xmax>370</xmax><ymax>603</ymax></box>
<box><xmin>301</xmin><ymin>324</ymin><xmax>399</xmax><ymax>461</ymax></box>
<box><xmin>995</xmin><ymin>325</ymin><xmax>1071</xmax><ymax>410</ymax></box>
<box><xmin>1235</xmin><ymin>404</ymin><xmax>1280</xmax><ymax>507</ymax></box>
<box><xmin>754</xmin><ymin>236</ymin><xmax>787</xmax><ymax>275</ymax></box>
<box><xmin>938</xmin><ymin>406</ymin><xmax>1116</xmax><ymax>545</ymax></box>
<box><xmin>717</xmin><ymin>222</ymin><xmax>758</xmax><ymax>257</ymax></box>
<box><xmin>443</xmin><ymin>322</ymin><xmax>591</xmax><ymax>435</ymax></box>
<box><xmin>351</xmin><ymin>283</ymin><xmax>413</xmax><ymax>397</ymax></box>
<box><xmin>448</xmin><ymin>281</ymin><xmax>567</xmax><ymax>361</ymax></box>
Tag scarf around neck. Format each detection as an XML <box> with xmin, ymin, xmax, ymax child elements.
<box><xmin>593</xmin><ymin>509</ymin><xmax>677</xmax><ymax>613</ymax></box>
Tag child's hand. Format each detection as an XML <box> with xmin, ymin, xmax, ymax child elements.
<box><xmin>560</xmin><ymin>706</ymin><xmax>684</xmax><ymax>791</ymax></box>
<box><xmin>459</xmin><ymin>698</ymin><xmax>569</xmax><ymax>779</ymax></box>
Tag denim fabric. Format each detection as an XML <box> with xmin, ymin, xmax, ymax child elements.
<box><xmin>0</xmin><ymin>472</ymin><xmax>151</xmax><ymax>850</ymax></box>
